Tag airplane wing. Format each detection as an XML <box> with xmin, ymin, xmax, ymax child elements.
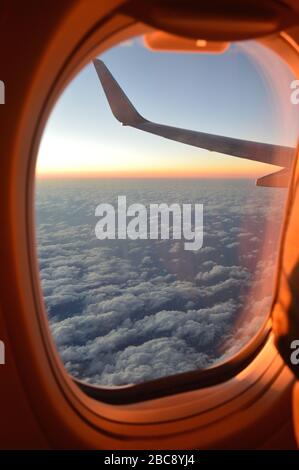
<box><xmin>93</xmin><ymin>59</ymin><xmax>296</xmax><ymax>186</ymax></box>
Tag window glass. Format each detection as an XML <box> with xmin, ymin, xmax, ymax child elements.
<box><xmin>35</xmin><ymin>38</ymin><xmax>299</xmax><ymax>387</ymax></box>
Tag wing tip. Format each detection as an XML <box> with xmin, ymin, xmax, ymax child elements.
<box><xmin>93</xmin><ymin>59</ymin><xmax>144</xmax><ymax>126</ymax></box>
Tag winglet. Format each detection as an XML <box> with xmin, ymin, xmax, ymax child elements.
<box><xmin>93</xmin><ymin>59</ymin><xmax>145</xmax><ymax>126</ymax></box>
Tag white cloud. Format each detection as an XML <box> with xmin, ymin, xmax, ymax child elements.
<box><xmin>35</xmin><ymin>179</ymin><xmax>285</xmax><ymax>385</ymax></box>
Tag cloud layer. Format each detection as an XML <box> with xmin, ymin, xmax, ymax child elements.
<box><xmin>35</xmin><ymin>179</ymin><xmax>286</xmax><ymax>385</ymax></box>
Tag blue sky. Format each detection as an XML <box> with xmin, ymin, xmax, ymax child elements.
<box><xmin>36</xmin><ymin>37</ymin><xmax>298</xmax><ymax>177</ymax></box>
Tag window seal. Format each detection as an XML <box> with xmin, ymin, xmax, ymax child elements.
<box><xmin>27</xmin><ymin>11</ymin><xmax>299</xmax><ymax>423</ymax></box>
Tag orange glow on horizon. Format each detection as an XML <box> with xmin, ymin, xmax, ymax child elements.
<box><xmin>36</xmin><ymin>135</ymin><xmax>280</xmax><ymax>180</ymax></box>
<box><xmin>36</xmin><ymin>164</ymin><xmax>275</xmax><ymax>180</ymax></box>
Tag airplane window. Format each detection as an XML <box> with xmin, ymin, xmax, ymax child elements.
<box><xmin>35</xmin><ymin>37</ymin><xmax>299</xmax><ymax>388</ymax></box>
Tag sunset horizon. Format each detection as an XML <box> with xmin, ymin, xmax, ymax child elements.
<box><xmin>36</xmin><ymin>171</ymin><xmax>272</xmax><ymax>179</ymax></box>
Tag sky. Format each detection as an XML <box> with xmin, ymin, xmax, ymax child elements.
<box><xmin>36</xmin><ymin>36</ymin><xmax>299</xmax><ymax>178</ymax></box>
